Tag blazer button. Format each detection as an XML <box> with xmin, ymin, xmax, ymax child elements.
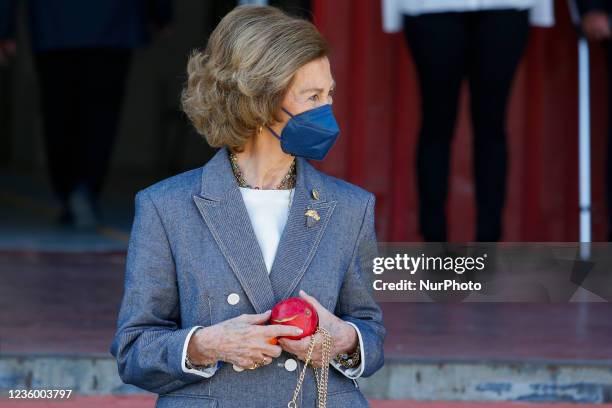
<box><xmin>227</xmin><ymin>293</ymin><xmax>240</xmax><ymax>305</ymax></box>
<box><xmin>284</xmin><ymin>358</ymin><xmax>297</xmax><ymax>372</ymax></box>
<box><xmin>232</xmin><ymin>364</ymin><xmax>244</xmax><ymax>372</ymax></box>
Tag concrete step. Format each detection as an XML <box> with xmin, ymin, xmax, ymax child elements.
<box><xmin>1</xmin><ymin>354</ymin><xmax>611</xmax><ymax>404</ymax></box>
<box><xmin>361</xmin><ymin>358</ymin><xmax>612</xmax><ymax>403</ymax></box>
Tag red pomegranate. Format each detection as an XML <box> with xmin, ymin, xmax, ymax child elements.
<box><xmin>269</xmin><ymin>297</ymin><xmax>318</xmax><ymax>340</ymax></box>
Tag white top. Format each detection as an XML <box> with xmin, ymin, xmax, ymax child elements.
<box><xmin>239</xmin><ymin>187</ymin><xmax>293</xmax><ymax>273</ymax></box>
<box><xmin>382</xmin><ymin>0</ymin><xmax>555</xmax><ymax>32</ymax></box>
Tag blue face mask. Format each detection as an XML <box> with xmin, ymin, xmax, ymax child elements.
<box><xmin>267</xmin><ymin>104</ymin><xmax>340</xmax><ymax>161</ymax></box>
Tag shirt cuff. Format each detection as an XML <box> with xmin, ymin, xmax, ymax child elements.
<box><xmin>330</xmin><ymin>321</ymin><xmax>365</xmax><ymax>379</ymax></box>
<box><xmin>181</xmin><ymin>326</ymin><xmax>219</xmax><ymax>378</ymax></box>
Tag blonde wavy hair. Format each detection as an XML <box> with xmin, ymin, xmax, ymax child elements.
<box><xmin>181</xmin><ymin>5</ymin><xmax>330</xmax><ymax>151</ymax></box>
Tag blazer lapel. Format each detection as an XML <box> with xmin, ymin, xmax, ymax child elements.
<box><xmin>192</xmin><ymin>148</ymin><xmax>277</xmax><ymax>313</ymax></box>
<box><xmin>269</xmin><ymin>156</ymin><xmax>337</xmax><ymax>301</ymax></box>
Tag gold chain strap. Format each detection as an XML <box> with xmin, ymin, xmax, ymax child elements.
<box><xmin>288</xmin><ymin>327</ymin><xmax>333</xmax><ymax>408</ymax></box>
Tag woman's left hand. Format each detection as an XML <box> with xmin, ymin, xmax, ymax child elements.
<box><xmin>277</xmin><ymin>290</ymin><xmax>358</xmax><ymax>368</ymax></box>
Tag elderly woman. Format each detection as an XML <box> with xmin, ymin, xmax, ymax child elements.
<box><xmin>110</xmin><ymin>5</ymin><xmax>385</xmax><ymax>408</ymax></box>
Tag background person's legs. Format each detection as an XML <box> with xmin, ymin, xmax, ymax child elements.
<box><xmin>403</xmin><ymin>13</ymin><xmax>468</xmax><ymax>241</ymax></box>
<box><xmin>35</xmin><ymin>50</ymin><xmax>82</xmax><ymax>224</ymax></box>
<box><xmin>467</xmin><ymin>9</ymin><xmax>529</xmax><ymax>242</ymax></box>
<box><xmin>77</xmin><ymin>48</ymin><xmax>132</xmax><ymax>208</ymax></box>
<box><xmin>35</xmin><ymin>48</ymin><xmax>131</xmax><ymax>227</ymax></box>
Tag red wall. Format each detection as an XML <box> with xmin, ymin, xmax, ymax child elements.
<box><xmin>311</xmin><ymin>0</ymin><xmax>609</xmax><ymax>242</ymax></box>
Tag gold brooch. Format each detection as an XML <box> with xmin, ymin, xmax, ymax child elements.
<box><xmin>305</xmin><ymin>209</ymin><xmax>320</xmax><ymax>227</ymax></box>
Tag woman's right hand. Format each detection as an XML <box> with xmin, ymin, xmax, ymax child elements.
<box><xmin>187</xmin><ymin>310</ymin><xmax>303</xmax><ymax>369</ymax></box>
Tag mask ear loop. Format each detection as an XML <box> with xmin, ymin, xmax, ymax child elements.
<box><xmin>267</xmin><ymin>126</ymin><xmax>282</xmax><ymax>140</ymax></box>
<box><xmin>281</xmin><ymin>107</ymin><xmax>295</xmax><ymax>118</ymax></box>
<box><xmin>267</xmin><ymin>108</ymin><xmax>294</xmax><ymax>140</ymax></box>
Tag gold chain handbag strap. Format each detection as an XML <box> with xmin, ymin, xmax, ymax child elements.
<box><xmin>288</xmin><ymin>327</ymin><xmax>333</xmax><ymax>408</ymax></box>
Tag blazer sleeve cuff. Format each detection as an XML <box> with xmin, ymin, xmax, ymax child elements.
<box><xmin>330</xmin><ymin>321</ymin><xmax>365</xmax><ymax>379</ymax></box>
<box><xmin>181</xmin><ymin>326</ymin><xmax>219</xmax><ymax>378</ymax></box>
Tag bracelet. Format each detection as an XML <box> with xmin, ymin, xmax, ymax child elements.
<box><xmin>334</xmin><ymin>342</ymin><xmax>360</xmax><ymax>368</ymax></box>
<box><xmin>185</xmin><ymin>354</ymin><xmax>217</xmax><ymax>370</ymax></box>
<box><xmin>185</xmin><ymin>327</ymin><xmax>218</xmax><ymax>370</ymax></box>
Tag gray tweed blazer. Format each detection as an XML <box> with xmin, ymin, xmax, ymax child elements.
<box><xmin>109</xmin><ymin>146</ymin><xmax>385</xmax><ymax>407</ymax></box>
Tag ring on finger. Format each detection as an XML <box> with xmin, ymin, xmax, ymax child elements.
<box><xmin>249</xmin><ymin>359</ymin><xmax>267</xmax><ymax>370</ymax></box>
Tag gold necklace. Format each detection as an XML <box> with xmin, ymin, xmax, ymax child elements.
<box><xmin>229</xmin><ymin>152</ymin><xmax>296</xmax><ymax>190</ymax></box>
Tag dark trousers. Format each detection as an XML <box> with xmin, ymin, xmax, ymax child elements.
<box><xmin>35</xmin><ymin>48</ymin><xmax>132</xmax><ymax>204</ymax></box>
<box><xmin>605</xmin><ymin>43</ymin><xmax>612</xmax><ymax>241</ymax></box>
<box><xmin>403</xmin><ymin>10</ymin><xmax>529</xmax><ymax>242</ymax></box>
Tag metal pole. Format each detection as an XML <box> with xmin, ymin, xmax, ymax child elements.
<box><xmin>568</xmin><ymin>0</ymin><xmax>592</xmax><ymax>255</ymax></box>
<box><xmin>578</xmin><ymin>37</ymin><xmax>592</xmax><ymax>255</ymax></box>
